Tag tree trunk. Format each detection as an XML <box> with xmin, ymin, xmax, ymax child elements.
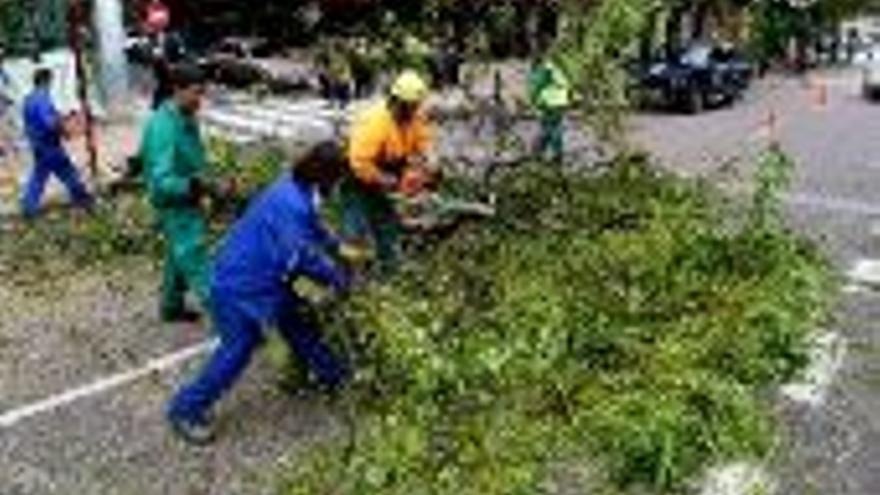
<box><xmin>692</xmin><ymin>2</ymin><xmax>710</xmax><ymax>41</ymax></box>
<box><xmin>67</xmin><ymin>0</ymin><xmax>99</xmax><ymax>181</ymax></box>
<box><xmin>665</xmin><ymin>5</ymin><xmax>688</xmax><ymax>55</ymax></box>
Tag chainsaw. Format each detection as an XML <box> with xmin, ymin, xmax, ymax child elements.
<box><xmin>391</xmin><ymin>191</ymin><xmax>496</xmax><ymax>232</ymax></box>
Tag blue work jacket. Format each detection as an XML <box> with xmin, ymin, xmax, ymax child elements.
<box><xmin>22</xmin><ymin>88</ymin><xmax>64</xmax><ymax>158</ymax></box>
<box><xmin>212</xmin><ymin>174</ymin><xmax>346</xmax><ymax>322</ymax></box>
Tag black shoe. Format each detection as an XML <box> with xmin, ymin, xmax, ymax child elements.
<box><xmin>161</xmin><ymin>309</ymin><xmax>203</xmax><ymax>324</ymax></box>
<box><xmin>168</xmin><ymin>415</ymin><xmax>216</xmax><ymax>446</ymax></box>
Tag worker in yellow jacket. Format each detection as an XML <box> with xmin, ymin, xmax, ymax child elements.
<box><xmin>528</xmin><ymin>57</ymin><xmax>572</xmax><ymax>162</ymax></box>
<box><xmin>343</xmin><ymin>70</ymin><xmax>434</xmax><ymax>273</ymax></box>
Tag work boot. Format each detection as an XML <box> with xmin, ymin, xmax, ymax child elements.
<box><xmin>167</xmin><ymin>414</ymin><xmax>216</xmax><ymax>446</ymax></box>
<box><xmin>161</xmin><ymin>308</ymin><xmax>203</xmax><ymax>324</ymax></box>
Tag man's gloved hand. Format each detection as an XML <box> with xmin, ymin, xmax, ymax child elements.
<box><xmin>339</xmin><ymin>242</ymin><xmax>374</xmax><ymax>266</ymax></box>
<box><xmin>187</xmin><ymin>177</ymin><xmax>207</xmax><ymax>206</ymax></box>
<box><xmin>214</xmin><ymin>177</ymin><xmax>239</xmax><ymax>199</ymax></box>
<box><xmin>399</xmin><ymin>167</ymin><xmax>427</xmax><ymax>197</ymax></box>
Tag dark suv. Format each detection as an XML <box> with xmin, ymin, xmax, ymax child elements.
<box><xmin>635</xmin><ymin>44</ymin><xmax>753</xmax><ymax>113</ymax></box>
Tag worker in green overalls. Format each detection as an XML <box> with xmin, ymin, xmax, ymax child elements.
<box><xmin>139</xmin><ymin>64</ymin><xmax>211</xmax><ymax>323</ymax></box>
<box><xmin>528</xmin><ymin>57</ymin><xmax>572</xmax><ymax>163</ymax></box>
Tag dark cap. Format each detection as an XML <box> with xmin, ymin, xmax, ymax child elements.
<box><xmin>292</xmin><ymin>140</ymin><xmax>349</xmax><ymax>187</ymax></box>
<box><xmin>169</xmin><ymin>63</ymin><xmax>206</xmax><ymax>89</ymax></box>
<box><xmin>33</xmin><ymin>67</ymin><xmax>53</xmax><ymax>86</ymax></box>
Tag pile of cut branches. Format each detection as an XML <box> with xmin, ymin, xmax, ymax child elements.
<box><xmin>280</xmin><ymin>150</ymin><xmax>835</xmax><ymax>495</ymax></box>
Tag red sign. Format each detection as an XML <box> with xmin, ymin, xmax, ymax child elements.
<box><xmin>145</xmin><ymin>1</ymin><xmax>170</xmax><ymax>33</ymax></box>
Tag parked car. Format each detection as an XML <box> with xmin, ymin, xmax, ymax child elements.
<box><xmin>857</xmin><ymin>46</ymin><xmax>880</xmax><ymax>100</ymax></box>
<box><xmin>634</xmin><ymin>43</ymin><xmax>753</xmax><ymax>113</ymax></box>
<box><xmin>197</xmin><ymin>37</ymin><xmax>312</xmax><ymax>94</ymax></box>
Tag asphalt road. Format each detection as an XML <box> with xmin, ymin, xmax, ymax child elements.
<box><xmin>0</xmin><ymin>260</ymin><xmax>341</xmax><ymax>495</ymax></box>
<box><xmin>635</xmin><ymin>68</ymin><xmax>880</xmax><ymax>495</ymax></box>
<box><xmin>1</xmin><ymin>68</ymin><xmax>879</xmax><ymax>495</ymax></box>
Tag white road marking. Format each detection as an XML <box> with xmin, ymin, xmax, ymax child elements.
<box><xmin>696</xmin><ymin>336</ymin><xmax>844</xmax><ymax>492</ymax></box>
<box><xmin>0</xmin><ymin>339</ymin><xmax>217</xmax><ymax>429</ymax></box>
<box><xmin>715</xmin><ymin>186</ymin><xmax>880</xmax><ymax>218</ymax></box>
<box><xmin>848</xmin><ymin>259</ymin><xmax>880</xmax><ymax>287</ymax></box>
<box><xmin>700</xmin><ymin>462</ymin><xmax>774</xmax><ymax>495</ymax></box>
<box><xmin>842</xmin><ymin>283</ymin><xmax>869</xmax><ymax>295</ymax></box>
<box><xmin>781</xmin><ymin>332</ymin><xmax>846</xmax><ymax>407</ymax></box>
<box><xmin>785</xmin><ymin>193</ymin><xmax>880</xmax><ymax>217</ymax></box>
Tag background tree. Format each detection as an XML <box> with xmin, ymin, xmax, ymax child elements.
<box><xmin>0</xmin><ymin>0</ymin><xmax>68</xmax><ymax>56</ymax></box>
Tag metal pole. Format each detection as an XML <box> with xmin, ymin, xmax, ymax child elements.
<box><xmin>93</xmin><ymin>0</ymin><xmax>129</xmax><ymax>107</ymax></box>
<box><xmin>67</xmin><ymin>0</ymin><xmax>100</xmax><ymax>181</ymax></box>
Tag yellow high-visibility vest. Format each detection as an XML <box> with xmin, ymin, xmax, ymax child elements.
<box><xmin>539</xmin><ymin>63</ymin><xmax>572</xmax><ymax>109</ymax></box>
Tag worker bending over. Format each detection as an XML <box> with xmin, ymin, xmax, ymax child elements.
<box><xmin>167</xmin><ymin>141</ymin><xmax>352</xmax><ymax>445</ymax></box>
<box><xmin>344</xmin><ymin>70</ymin><xmax>436</xmax><ymax>273</ymax></box>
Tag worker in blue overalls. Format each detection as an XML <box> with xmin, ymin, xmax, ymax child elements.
<box><xmin>166</xmin><ymin>141</ymin><xmax>353</xmax><ymax>445</ymax></box>
<box><xmin>20</xmin><ymin>68</ymin><xmax>93</xmax><ymax>217</ymax></box>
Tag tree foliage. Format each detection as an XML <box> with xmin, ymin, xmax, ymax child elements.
<box><xmin>279</xmin><ymin>150</ymin><xmax>834</xmax><ymax>495</ymax></box>
<box><xmin>0</xmin><ymin>0</ymin><xmax>69</xmax><ymax>55</ymax></box>
<box><xmin>553</xmin><ymin>0</ymin><xmax>652</xmax><ymax>146</ymax></box>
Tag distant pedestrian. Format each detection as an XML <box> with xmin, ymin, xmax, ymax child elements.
<box><xmin>323</xmin><ymin>40</ymin><xmax>352</xmax><ymax>109</ymax></box>
<box><xmin>528</xmin><ymin>56</ymin><xmax>572</xmax><ymax>163</ymax></box>
<box><xmin>351</xmin><ymin>38</ymin><xmax>376</xmax><ymax>99</ymax></box>
<box><xmin>20</xmin><ymin>68</ymin><xmax>93</xmax><ymax>217</ymax></box>
<box><xmin>430</xmin><ymin>38</ymin><xmax>461</xmax><ymax>90</ymax></box>
<box><xmin>150</xmin><ymin>32</ymin><xmax>186</xmax><ymax>110</ymax></box>
<box><xmin>846</xmin><ymin>29</ymin><xmax>859</xmax><ymax>64</ymax></box>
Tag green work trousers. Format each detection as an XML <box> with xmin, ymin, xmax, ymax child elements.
<box><xmin>158</xmin><ymin>207</ymin><xmax>211</xmax><ymax>318</ymax></box>
<box><xmin>339</xmin><ymin>179</ymin><xmax>401</xmax><ymax>274</ymax></box>
<box><xmin>536</xmin><ymin>110</ymin><xmax>565</xmax><ymax>162</ymax></box>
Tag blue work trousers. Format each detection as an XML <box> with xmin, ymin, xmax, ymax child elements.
<box><xmin>21</xmin><ymin>148</ymin><xmax>92</xmax><ymax>217</ymax></box>
<box><xmin>167</xmin><ymin>291</ymin><xmax>349</xmax><ymax>423</ymax></box>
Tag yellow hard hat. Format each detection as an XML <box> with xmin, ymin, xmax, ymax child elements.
<box><xmin>390</xmin><ymin>70</ymin><xmax>429</xmax><ymax>103</ymax></box>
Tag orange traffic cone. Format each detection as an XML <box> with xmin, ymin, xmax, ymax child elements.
<box><xmin>758</xmin><ymin>108</ymin><xmax>780</xmax><ymax>144</ymax></box>
<box><xmin>806</xmin><ymin>75</ymin><xmax>829</xmax><ymax>111</ymax></box>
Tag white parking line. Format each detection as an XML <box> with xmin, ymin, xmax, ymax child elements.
<box><xmin>0</xmin><ymin>339</ymin><xmax>217</xmax><ymax>429</ymax></box>
<box><xmin>842</xmin><ymin>283</ymin><xmax>869</xmax><ymax>295</ymax></box>
<box><xmin>717</xmin><ymin>186</ymin><xmax>880</xmax><ymax>218</ymax></box>
<box><xmin>848</xmin><ymin>259</ymin><xmax>880</xmax><ymax>287</ymax></box>
<box><xmin>785</xmin><ymin>192</ymin><xmax>880</xmax><ymax>217</ymax></box>
<box><xmin>700</xmin><ymin>462</ymin><xmax>773</xmax><ymax>495</ymax></box>
<box><xmin>781</xmin><ymin>332</ymin><xmax>846</xmax><ymax>407</ymax></box>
